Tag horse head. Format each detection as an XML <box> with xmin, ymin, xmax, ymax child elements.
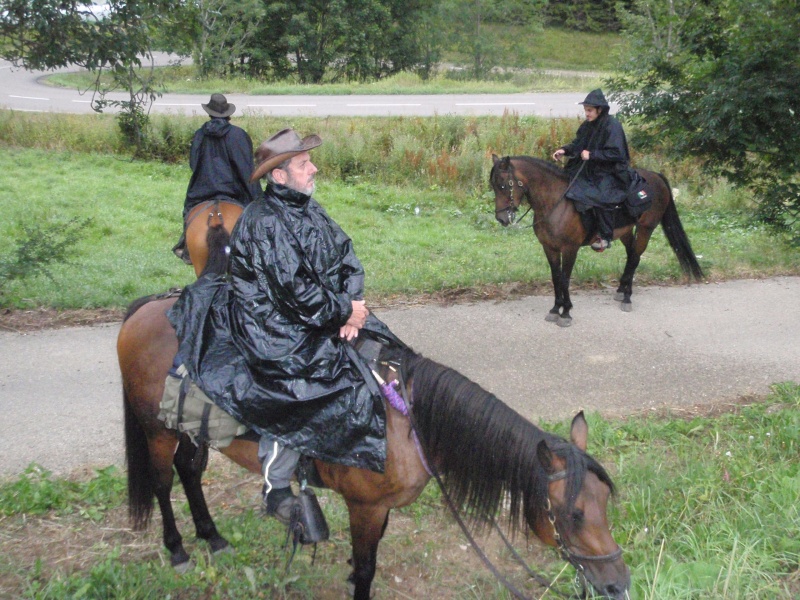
<box><xmin>534</xmin><ymin>412</ymin><xmax>630</xmax><ymax>599</ymax></box>
<box><xmin>490</xmin><ymin>154</ymin><xmax>526</xmax><ymax>226</ymax></box>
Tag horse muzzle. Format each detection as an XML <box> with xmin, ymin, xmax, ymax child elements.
<box><xmin>494</xmin><ymin>206</ymin><xmax>516</xmax><ymax>227</ymax></box>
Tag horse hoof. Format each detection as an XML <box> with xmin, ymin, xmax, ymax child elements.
<box><xmin>621</xmin><ymin>302</ymin><xmax>632</xmax><ymax>313</ymax></box>
<box><xmin>173</xmin><ymin>559</ymin><xmax>194</xmax><ymax>575</ymax></box>
<box><xmin>557</xmin><ymin>317</ymin><xmax>573</xmax><ymax>328</ymax></box>
<box><xmin>213</xmin><ymin>544</ymin><xmax>234</xmax><ymax>557</ymax></box>
<box><xmin>545</xmin><ymin>312</ymin><xmax>560</xmax><ymax>323</ymax></box>
<box><xmin>614</xmin><ymin>292</ymin><xmax>625</xmax><ymax>302</ymax></box>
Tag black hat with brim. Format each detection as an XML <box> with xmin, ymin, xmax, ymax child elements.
<box><xmin>202</xmin><ymin>93</ymin><xmax>236</xmax><ymax>118</ymax></box>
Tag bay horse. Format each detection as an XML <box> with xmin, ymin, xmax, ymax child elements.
<box><xmin>490</xmin><ymin>155</ymin><xmax>704</xmax><ymax>326</ymax></box>
<box><xmin>118</xmin><ymin>302</ymin><xmax>630</xmax><ymax>598</ymax></box>
<box><xmin>183</xmin><ymin>199</ymin><xmax>243</xmax><ymax>277</ymax></box>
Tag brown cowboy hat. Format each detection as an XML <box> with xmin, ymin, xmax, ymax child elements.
<box><xmin>202</xmin><ymin>93</ymin><xmax>236</xmax><ymax>118</ymax></box>
<box><xmin>250</xmin><ymin>128</ymin><xmax>323</xmax><ymax>183</ymax></box>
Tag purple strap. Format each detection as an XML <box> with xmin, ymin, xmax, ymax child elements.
<box><xmin>380</xmin><ymin>381</ymin><xmax>433</xmax><ymax>476</ymax></box>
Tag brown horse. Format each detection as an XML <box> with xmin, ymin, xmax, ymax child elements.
<box><xmin>118</xmin><ymin>298</ymin><xmax>630</xmax><ymax>598</ymax></box>
<box><xmin>184</xmin><ymin>199</ymin><xmax>243</xmax><ymax>277</ymax></box>
<box><xmin>490</xmin><ymin>155</ymin><xmax>704</xmax><ymax>326</ymax></box>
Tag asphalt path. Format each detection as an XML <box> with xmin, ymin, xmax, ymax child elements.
<box><xmin>1</xmin><ymin>277</ymin><xmax>798</xmax><ymax>478</ymax></box>
<box><xmin>0</xmin><ymin>56</ymin><xmax>606</xmax><ymax>118</ymax></box>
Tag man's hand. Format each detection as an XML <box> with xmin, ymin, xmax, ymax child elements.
<box><xmin>339</xmin><ymin>324</ymin><xmax>360</xmax><ymax>341</ymax></box>
<box><xmin>346</xmin><ymin>300</ymin><xmax>368</xmax><ymax>329</ymax></box>
<box><xmin>581</xmin><ymin>149</ymin><xmax>591</xmax><ymax>160</ymax></box>
<box><xmin>552</xmin><ymin>148</ymin><xmax>565</xmax><ymax>161</ymax></box>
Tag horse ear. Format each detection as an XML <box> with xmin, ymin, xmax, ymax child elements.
<box><xmin>536</xmin><ymin>439</ymin><xmax>554</xmax><ymax>473</ymax></box>
<box><xmin>492</xmin><ymin>153</ymin><xmax>501</xmax><ymax>165</ymax></box>
<box><xmin>570</xmin><ymin>411</ymin><xmax>588</xmax><ymax>452</ymax></box>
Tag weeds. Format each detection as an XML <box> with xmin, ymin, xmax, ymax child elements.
<box><xmin>1</xmin><ymin>386</ymin><xmax>798</xmax><ymax>598</ymax></box>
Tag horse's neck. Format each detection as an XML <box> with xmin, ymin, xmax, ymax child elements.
<box><xmin>518</xmin><ymin>160</ymin><xmax>567</xmax><ymax>213</ymax></box>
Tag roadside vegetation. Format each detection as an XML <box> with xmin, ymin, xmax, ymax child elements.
<box><xmin>1</xmin><ymin>383</ymin><xmax>797</xmax><ymax>599</ymax></box>
<box><xmin>47</xmin><ymin>27</ymin><xmax>618</xmax><ymax>96</ymax></box>
<box><xmin>1</xmin><ymin>111</ymin><xmax>797</xmax><ymax>310</ymax></box>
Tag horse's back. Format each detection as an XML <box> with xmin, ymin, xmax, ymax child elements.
<box><xmin>118</xmin><ymin>296</ymin><xmax>180</xmax><ymax>410</ymax></box>
<box><xmin>185</xmin><ymin>200</ymin><xmax>244</xmax><ymax>278</ymax></box>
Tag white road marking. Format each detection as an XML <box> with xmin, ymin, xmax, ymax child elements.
<box><xmin>10</xmin><ymin>94</ymin><xmax>49</xmax><ymax>101</ymax></box>
<box><xmin>248</xmin><ymin>104</ymin><xmax>317</xmax><ymax>108</ymax></box>
<box><xmin>455</xmin><ymin>102</ymin><xmax>536</xmax><ymax>106</ymax></box>
<box><xmin>346</xmin><ymin>103</ymin><xmax>422</xmax><ymax>107</ymax></box>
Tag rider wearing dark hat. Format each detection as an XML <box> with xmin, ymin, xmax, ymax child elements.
<box><xmin>552</xmin><ymin>89</ymin><xmax>632</xmax><ymax>252</ymax></box>
<box><xmin>172</xmin><ymin>93</ymin><xmax>262</xmax><ymax>263</ymax></box>
<box><xmin>169</xmin><ymin>128</ymin><xmax>405</xmax><ymax>528</ymax></box>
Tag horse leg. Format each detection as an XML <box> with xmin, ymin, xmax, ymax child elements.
<box><xmin>147</xmin><ymin>434</ymin><xmax>195</xmax><ymax>572</ymax></box>
<box><xmin>542</xmin><ymin>246</ymin><xmax>564</xmax><ymax>323</ymax></box>
<box><xmin>346</xmin><ymin>502</ymin><xmax>391</xmax><ymax>600</ymax></box>
<box><xmin>615</xmin><ymin>227</ymin><xmax>653</xmax><ymax>311</ymax></box>
<box><xmin>556</xmin><ymin>247</ymin><xmax>579</xmax><ymax>327</ymax></box>
<box><xmin>172</xmin><ymin>435</ymin><xmax>232</xmax><ymax>556</ymax></box>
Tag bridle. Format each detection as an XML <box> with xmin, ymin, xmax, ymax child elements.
<box><xmin>493</xmin><ymin>171</ymin><xmax>532</xmax><ymax>226</ymax></box>
<box><xmin>546</xmin><ymin>470</ymin><xmax>624</xmax><ymax>575</ymax></box>
<box><xmin>391</xmin><ymin>362</ymin><xmax>624</xmax><ymax>600</ymax></box>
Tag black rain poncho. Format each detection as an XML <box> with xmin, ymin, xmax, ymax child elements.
<box><xmin>561</xmin><ymin>113</ymin><xmax>632</xmax><ymax>211</ymax></box>
<box><xmin>184</xmin><ymin>118</ymin><xmax>263</xmax><ymax>219</ymax></box>
<box><xmin>168</xmin><ymin>183</ymin><xmax>403</xmax><ymax>472</ymax></box>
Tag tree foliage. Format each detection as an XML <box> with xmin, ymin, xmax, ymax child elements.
<box><xmin>544</xmin><ymin>0</ymin><xmax>623</xmax><ymax>32</ymax></box>
<box><xmin>442</xmin><ymin>0</ymin><xmax>546</xmax><ymax>80</ymax></box>
<box><xmin>242</xmin><ymin>0</ymin><xmax>429</xmax><ymax>83</ymax></box>
<box><xmin>610</xmin><ymin>0</ymin><xmax>800</xmax><ymax>238</ymax></box>
<box><xmin>0</xmin><ymin>0</ymin><xmax>185</xmax><ymax>152</ymax></box>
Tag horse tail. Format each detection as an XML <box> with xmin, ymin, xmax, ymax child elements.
<box><xmin>657</xmin><ymin>173</ymin><xmax>704</xmax><ymax>281</ymax></box>
<box><xmin>123</xmin><ymin>381</ymin><xmax>155</xmax><ymax>530</ymax></box>
<box><xmin>200</xmin><ymin>223</ymin><xmax>231</xmax><ymax>277</ymax></box>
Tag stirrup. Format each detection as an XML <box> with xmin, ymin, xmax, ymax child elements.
<box><xmin>283</xmin><ymin>487</ymin><xmax>330</xmax><ymax>572</ymax></box>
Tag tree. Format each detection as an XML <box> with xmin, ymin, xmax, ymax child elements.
<box><xmin>244</xmin><ymin>0</ymin><xmax>429</xmax><ymax>84</ymax></box>
<box><xmin>544</xmin><ymin>0</ymin><xmax>623</xmax><ymax>32</ymax></box>
<box><xmin>193</xmin><ymin>0</ymin><xmax>264</xmax><ymax>78</ymax></box>
<box><xmin>442</xmin><ymin>0</ymin><xmax>545</xmax><ymax>80</ymax></box>
<box><xmin>0</xmin><ymin>0</ymin><xmax>182</xmax><ymax>152</ymax></box>
<box><xmin>609</xmin><ymin>0</ymin><xmax>800</xmax><ymax>239</ymax></box>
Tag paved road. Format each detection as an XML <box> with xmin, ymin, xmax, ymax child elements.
<box><xmin>1</xmin><ymin>277</ymin><xmax>798</xmax><ymax>478</ymax></box>
<box><xmin>0</xmin><ymin>57</ymin><xmax>605</xmax><ymax>118</ymax></box>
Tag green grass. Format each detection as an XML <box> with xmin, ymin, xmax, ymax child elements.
<box><xmin>46</xmin><ymin>27</ymin><xmax>618</xmax><ymax>95</ymax></box>
<box><xmin>1</xmin><ymin>383</ymin><xmax>798</xmax><ymax>598</ymax></box>
<box><xmin>1</xmin><ymin>143</ymin><xmax>798</xmax><ymax>310</ymax></box>
<box><xmin>48</xmin><ymin>64</ymin><xmax>606</xmax><ymax>96</ymax></box>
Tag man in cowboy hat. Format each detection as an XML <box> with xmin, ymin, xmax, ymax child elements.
<box><xmin>552</xmin><ymin>89</ymin><xmax>639</xmax><ymax>252</ymax></box>
<box><xmin>169</xmin><ymin>128</ymin><xmax>404</xmax><ymax>526</ymax></box>
<box><xmin>172</xmin><ymin>93</ymin><xmax>262</xmax><ymax>263</ymax></box>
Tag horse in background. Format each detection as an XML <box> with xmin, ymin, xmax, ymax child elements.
<box><xmin>490</xmin><ymin>155</ymin><xmax>704</xmax><ymax>326</ymax></box>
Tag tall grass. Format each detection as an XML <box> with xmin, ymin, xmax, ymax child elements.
<box><xmin>1</xmin><ymin>111</ymin><xmax>798</xmax><ymax>309</ymax></box>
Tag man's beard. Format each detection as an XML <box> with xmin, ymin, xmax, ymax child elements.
<box><xmin>285</xmin><ymin>174</ymin><xmax>315</xmax><ymax>195</ymax></box>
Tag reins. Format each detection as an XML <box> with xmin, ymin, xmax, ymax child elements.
<box><xmin>387</xmin><ymin>362</ymin><xmax>609</xmax><ymax>600</ymax></box>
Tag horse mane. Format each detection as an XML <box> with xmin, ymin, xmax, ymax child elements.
<box><xmin>401</xmin><ymin>350</ymin><xmax>613</xmax><ymax>535</ymax></box>
<box><xmin>491</xmin><ymin>155</ymin><xmax>570</xmax><ymax>184</ymax></box>
<box><xmin>512</xmin><ymin>155</ymin><xmax>570</xmax><ymax>181</ymax></box>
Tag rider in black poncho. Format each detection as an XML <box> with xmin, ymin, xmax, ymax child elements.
<box><xmin>553</xmin><ymin>89</ymin><xmax>636</xmax><ymax>252</ymax></box>
<box><xmin>168</xmin><ymin>129</ymin><xmax>404</xmax><ymax>525</ymax></box>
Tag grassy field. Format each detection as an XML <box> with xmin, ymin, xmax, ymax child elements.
<box><xmin>1</xmin><ymin>383</ymin><xmax>797</xmax><ymax>599</ymax></box>
<box><xmin>1</xmin><ymin>141</ymin><xmax>797</xmax><ymax>311</ymax></box>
